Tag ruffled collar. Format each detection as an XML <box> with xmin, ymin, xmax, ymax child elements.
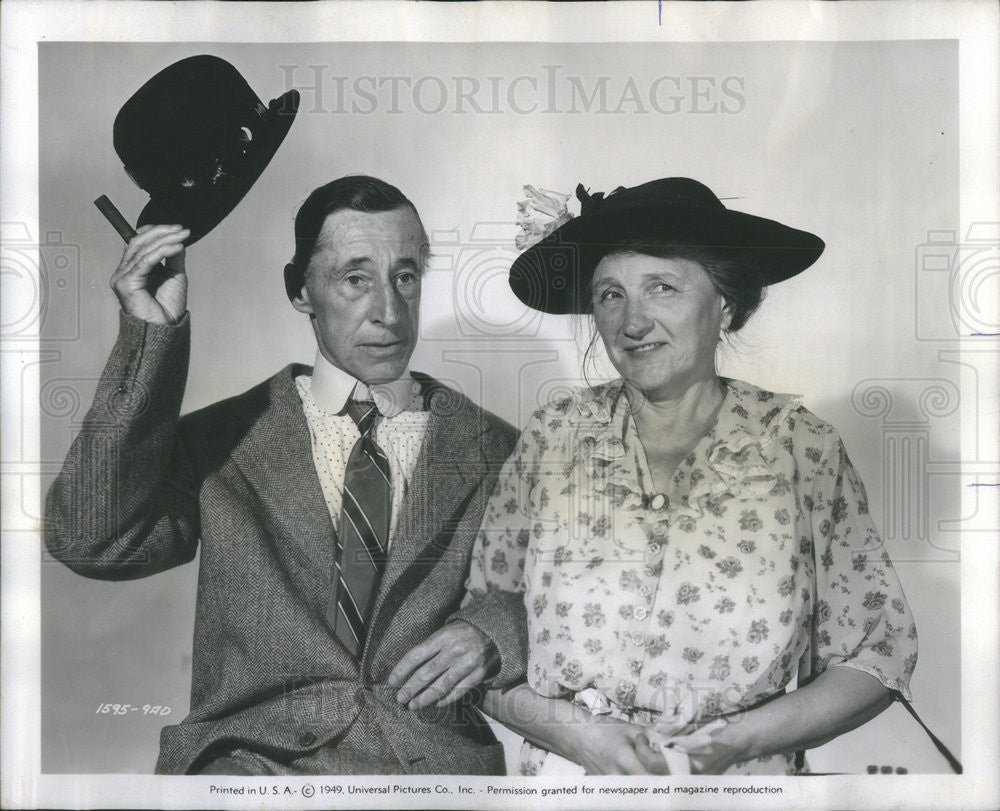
<box><xmin>558</xmin><ymin>378</ymin><xmax>802</xmax><ymax>515</ymax></box>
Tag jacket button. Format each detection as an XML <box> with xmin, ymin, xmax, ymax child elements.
<box><xmin>298</xmin><ymin>730</ymin><xmax>317</xmax><ymax>747</ymax></box>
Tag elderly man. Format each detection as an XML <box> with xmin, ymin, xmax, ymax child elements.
<box><xmin>45</xmin><ymin>175</ymin><xmax>525</xmax><ymax>775</ymax></box>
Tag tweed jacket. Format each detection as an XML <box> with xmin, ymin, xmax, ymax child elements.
<box><xmin>44</xmin><ymin>313</ymin><xmax>526</xmax><ymax>775</ymax></box>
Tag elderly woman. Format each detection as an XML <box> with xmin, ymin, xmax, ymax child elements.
<box><xmin>468</xmin><ymin>178</ymin><xmax>917</xmax><ymax>776</ymax></box>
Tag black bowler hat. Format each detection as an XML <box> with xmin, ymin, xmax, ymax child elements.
<box><xmin>509</xmin><ymin>177</ymin><xmax>825</xmax><ymax>314</ymax></box>
<box><xmin>113</xmin><ymin>55</ymin><xmax>300</xmax><ymax>245</ymax></box>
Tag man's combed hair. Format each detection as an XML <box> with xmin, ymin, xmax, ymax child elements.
<box><xmin>283</xmin><ymin>175</ymin><xmax>426</xmax><ymax>300</ymax></box>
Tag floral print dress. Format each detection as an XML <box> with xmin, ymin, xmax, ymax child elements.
<box><xmin>466</xmin><ymin>378</ymin><xmax>917</xmax><ymax>775</ymax></box>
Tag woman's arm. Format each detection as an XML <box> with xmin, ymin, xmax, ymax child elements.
<box><xmin>482</xmin><ymin>683</ymin><xmax>662</xmax><ymax>775</ymax></box>
<box><xmin>640</xmin><ymin>666</ymin><xmax>893</xmax><ymax>775</ymax></box>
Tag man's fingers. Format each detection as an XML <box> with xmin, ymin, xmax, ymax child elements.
<box><xmin>433</xmin><ymin>668</ymin><xmax>486</xmax><ymax>709</ymax></box>
<box><xmin>406</xmin><ymin>666</ymin><xmax>463</xmax><ymax>710</ymax></box>
<box><xmin>407</xmin><ymin>652</ymin><xmax>483</xmax><ymax>709</ymax></box>
<box><xmin>129</xmin><ymin>242</ymin><xmax>186</xmax><ymax>283</ymax></box>
<box><xmin>389</xmin><ymin>623</ymin><xmax>497</xmax><ymax>707</ymax></box>
<box><xmin>114</xmin><ymin>230</ymin><xmax>189</xmax><ymax>286</ymax></box>
<box><xmin>394</xmin><ymin>654</ymin><xmax>450</xmax><ymax>705</ymax></box>
<box><xmin>121</xmin><ymin>224</ymin><xmax>186</xmax><ymax>265</ymax></box>
<box><xmin>164</xmin><ymin>244</ymin><xmax>186</xmax><ymax>273</ymax></box>
<box><xmin>634</xmin><ymin>734</ymin><xmax>670</xmax><ymax>774</ymax></box>
<box><xmin>386</xmin><ymin>635</ymin><xmax>442</xmax><ymax>689</ymax></box>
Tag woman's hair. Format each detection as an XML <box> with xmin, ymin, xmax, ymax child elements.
<box><xmin>283</xmin><ymin>175</ymin><xmax>427</xmax><ymax>300</ymax></box>
<box><xmin>584</xmin><ymin>240</ymin><xmax>767</xmax><ymax>332</ymax></box>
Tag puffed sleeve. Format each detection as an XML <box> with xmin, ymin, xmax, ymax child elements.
<box><xmin>807</xmin><ymin>424</ymin><xmax>918</xmax><ymax>699</ymax></box>
<box><xmin>463</xmin><ymin>410</ymin><xmax>546</xmax><ymax>599</ymax></box>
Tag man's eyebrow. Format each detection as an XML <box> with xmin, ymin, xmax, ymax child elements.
<box><xmin>394</xmin><ymin>257</ymin><xmax>421</xmax><ymax>272</ymax></box>
<box><xmin>337</xmin><ymin>256</ymin><xmax>375</xmax><ymax>272</ymax></box>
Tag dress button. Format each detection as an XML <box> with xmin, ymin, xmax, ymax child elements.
<box><xmin>648</xmin><ymin>542</ymin><xmax>661</xmax><ymax>556</ymax></box>
<box><xmin>298</xmin><ymin>730</ymin><xmax>317</xmax><ymax>747</ymax></box>
<box><xmin>639</xmin><ymin>585</ymin><xmax>651</xmax><ymax>598</ymax></box>
<box><xmin>650</xmin><ymin>494</ymin><xmax>666</xmax><ymax>510</ymax></box>
<box><xmin>634</xmin><ymin>607</ymin><xmax>648</xmax><ymax>621</ymax></box>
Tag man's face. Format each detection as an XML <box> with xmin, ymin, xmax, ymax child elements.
<box><xmin>292</xmin><ymin>206</ymin><xmax>424</xmax><ymax>384</ymax></box>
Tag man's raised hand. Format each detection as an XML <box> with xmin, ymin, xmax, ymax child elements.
<box><xmin>110</xmin><ymin>224</ymin><xmax>189</xmax><ymax>324</ymax></box>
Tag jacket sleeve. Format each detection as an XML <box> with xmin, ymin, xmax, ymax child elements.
<box><xmin>44</xmin><ymin>311</ymin><xmax>200</xmax><ymax>580</ymax></box>
<box><xmin>452</xmin><ymin>588</ymin><xmax>528</xmax><ymax>690</ymax></box>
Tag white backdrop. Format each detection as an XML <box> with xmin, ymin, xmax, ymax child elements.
<box><xmin>4</xmin><ymin>3</ymin><xmax>998</xmax><ymax>809</ymax></box>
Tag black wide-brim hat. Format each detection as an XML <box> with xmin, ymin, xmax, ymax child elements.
<box><xmin>113</xmin><ymin>55</ymin><xmax>300</xmax><ymax>245</ymax></box>
<box><xmin>509</xmin><ymin>177</ymin><xmax>825</xmax><ymax>314</ymax></box>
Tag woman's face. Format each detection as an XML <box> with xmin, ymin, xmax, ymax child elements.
<box><xmin>591</xmin><ymin>252</ymin><xmax>729</xmax><ymax>402</ymax></box>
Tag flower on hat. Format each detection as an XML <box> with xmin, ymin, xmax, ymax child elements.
<box><xmin>515</xmin><ymin>185</ymin><xmax>573</xmax><ymax>250</ymax></box>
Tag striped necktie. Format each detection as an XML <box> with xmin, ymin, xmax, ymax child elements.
<box><xmin>329</xmin><ymin>399</ymin><xmax>391</xmax><ymax>657</ymax></box>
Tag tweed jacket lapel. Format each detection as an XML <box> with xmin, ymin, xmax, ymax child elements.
<box><xmin>364</xmin><ymin>373</ymin><xmax>491</xmax><ymax>653</ymax></box>
<box><xmin>224</xmin><ymin>367</ymin><xmax>491</xmax><ymax>668</ymax></box>
<box><xmin>226</xmin><ymin>364</ymin><xmax>341</xmax><ymax>628</ymax></box>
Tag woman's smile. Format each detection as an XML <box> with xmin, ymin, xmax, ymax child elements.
<box><xmin>624</xmin><ymin>341</ymin><xmax>668</xmax><ymax>355</ymax></box>
<box><xmin>592</xmin><ymin>253</ymin><xmax>726</xmax><ymax>402</ymax></box>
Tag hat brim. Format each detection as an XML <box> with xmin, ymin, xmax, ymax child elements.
<box><xmin>509</xmin><ymin>204</ymin><xmax>824</xmax><ymax>314</ymax></box>
<box><xmin>137</xmin><ymin>89</ymin><xmax>300</xmax><ymax>246</ymax></box>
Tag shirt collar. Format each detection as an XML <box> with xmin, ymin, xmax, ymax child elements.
<box><xmin>308</xmin><ymin>349</ymin><xmax>417</xmax><ymax>418</ymax></box>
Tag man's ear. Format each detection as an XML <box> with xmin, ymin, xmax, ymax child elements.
<box><xmin>286</xmin><ymin>263</ymin><xmax>313</xmax><ymax>314</ymax></box>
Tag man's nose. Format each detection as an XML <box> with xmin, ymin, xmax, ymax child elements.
<box><xmin>370</xmin><ymin>280</ymin><xmax>402</xmax><ymax>326</ymax></box>
<box><xmin>622</xmin><ymin>299</ymin><xmax>654</xmax><ymax>340</ymax></box>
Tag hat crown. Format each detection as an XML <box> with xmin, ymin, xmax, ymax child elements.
<box><xmin>579</xmin><ymin>177</ymin><xmax>725</xmax><ymax>216</ymax></box>
<box><xmin>511</xmin><ymin>176</ymin><xmax>824</xmax><ymax>314</ymax></box>
<box><xmin>109</xmin><ymin>54</ymin><xmax>300</xmax><ymax>245</ymax></box>
<box><xmin>113</xmin><ymin>55</ymin><xmax>276</xmax><ymax>197</ymax></box>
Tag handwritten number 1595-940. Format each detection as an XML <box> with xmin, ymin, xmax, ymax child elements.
<box><xmin>95</xmin><ymin>703</ymin><xmax>172</xmax><ymax>716</ymax></box>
